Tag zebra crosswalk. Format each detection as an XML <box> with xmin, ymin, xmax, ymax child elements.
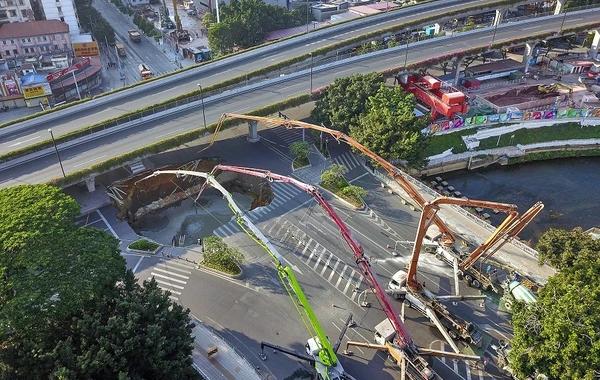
<box><xmin>274</xmin><ymin>220</ymin><xmax>369</xmax><ymax>305</ymax></box>
<box><xmin>149</xmin><ymin>259</ymin><xmax>194</xmax><ymax>302</ymax></box>
<box><xmin>332</xmin><ymin>151</ymin><xmax>362</xmax><ymax>171</ymax></box>
<box><xmin>213</xmin><ymin>181</ymin><xmax>307</xmax><ymax>238</ymax></box>
<box><xmin>269</xmin><ymin>125</ymin><xmax>315</xmax><ymax>146</ymax></box>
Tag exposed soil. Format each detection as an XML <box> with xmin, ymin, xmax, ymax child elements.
<box><xmin>484</xmin><ymin>85</ymin><xmax>559</xmax><ymax>107</ymax></box>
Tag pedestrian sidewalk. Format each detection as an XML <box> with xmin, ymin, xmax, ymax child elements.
<box><xmin>191</xmin><ymin>318</ymin><xmax>264</xmax><ymax>380</ymax></box>
<box><xmin>293</xmin><ymin>145</ymin><xmax>330</xmax><ymax>185</ymax></box>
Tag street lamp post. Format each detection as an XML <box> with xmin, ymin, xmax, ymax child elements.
<box><xmin>197</xmin><ymin>84</ymin><xmax>207</xmax><ymax>130</ymax></box>
<box><xmin>48</xmin><ymin>129</ymin><xmax>66</xmax><ymax>178</ymax></box>
<box><xmin>403</xmin><ymin>30</ymin><xmax>410</xmax><ymax>71</ymax></box>
<box><xmin>309</xmin><ymin>53</ymin><xmax>314</xmax><ymax>93</ymax></box>
<box><xmin>490</xmin><ymin>19</ymin><xmax>499</xmax><ymax>49</ymax></box>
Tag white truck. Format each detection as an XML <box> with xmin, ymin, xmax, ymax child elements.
<box><xmin>388</xmin><ymin>271</ymin><xmax>483</xmax><ymax>346</ymax></box>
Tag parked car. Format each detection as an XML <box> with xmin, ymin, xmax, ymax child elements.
<box><xmin>187</xmin><ymin>9</ymin><xmax>196</xmax><ymax>15</ymax></box>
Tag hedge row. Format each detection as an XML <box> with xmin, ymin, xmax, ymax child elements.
<box><xmin>0</xmin><ymin>0</ymin><xmax>527</xmax><ymax>131</ymax></box>
<box><xmin>46</xmin><ymin>94</ymin><xmax>310</xmax><ymax>188</ymax></box>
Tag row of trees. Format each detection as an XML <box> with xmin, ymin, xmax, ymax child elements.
<box><xmin>0</xmin><ymin>185</ymin><xmax>200</xmax><ymax>379</ymax></box>
<box><xmin>509</xmin><ymin>228</ymin><xmax>600</xmax><ymax>379</ymax></box>
<box><xmin>75</xmin><ymin>0</ymin><xmax>116</xmax><ymax>45</ymax></box>
<box><xmin>206</xmin><ymin>0</ymin><xmax>311</xmax><ymax>55</ymax></box>
<box><xmin>311</xmin><ymin>72</ymin><xmax>430</xmax><ymax>168</ymax></box>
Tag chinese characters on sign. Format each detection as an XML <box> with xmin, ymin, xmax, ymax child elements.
<box><xmin>22</xmin><ymin>83</ymin><xmax>52</xmax><ymax>99</ymax></box>
<box><xmin>46</xmin><ymin>57</ymin><xmax>91</xmax><ymax>82</ymax></box>
<box><xmin>73</xmin><ymin>42</ymin><xmax>100</xmax><ymax>58</ymax></box>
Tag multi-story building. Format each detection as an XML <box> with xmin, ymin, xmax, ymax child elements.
<box><xmin>0</xmin><ymin>20</ymin><xmax>71</xmax><ymax>62</ymax></box>
<box><xmin>0</xmin><ymin>0</ymin><xmax>35</xmax><ymax>25</ymax></box>
<box><xmin>39</xmin><ymin>0</ymin><xmax>79</xmax><ymax>37</ymax></box>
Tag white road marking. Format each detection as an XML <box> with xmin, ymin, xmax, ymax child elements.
<box><xmin>8</xmin><ymin>135</ymin><xmax>41</xmax><ymax>147</ymax></box>
<box><xmin>155</xmin><ymin>128</ymin><xmax>184</xmax><ymax>139</ymax></box>
<box><xmin>152</xmin><ymin>267</ymin><xmax>190</xmax><ymax>279</ymax></box>
<box><xmin>150</xmin><ymin>272</ymin><xmax>187</xmax><ymax>284</ymax></box>
<box><xmin>132</xmin><ymin>256</ymin><xmax>144</xmax><ymax>273</ymax></box>
<box><xmin>96</xmin><ymin>210</ymin><xmax>119</xmax><ymax>239</ymax></box>
<box><xmin>150</xmin><ymin>278</ymin><xmax>185</xmax><ymax>289</ymax></box>
<box><xmin>73</xmin><ymin>155</ymin><xmax>107</xmax><ymax>168</ymax></box>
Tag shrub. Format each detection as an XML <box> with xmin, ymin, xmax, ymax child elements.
<box><xmin>129</xmin><ymin>239</ymin><xmax>160</xmax><ymax>252</ymax></box>
<box><xmin>202</xmin><ymin>236</ymin><xmax>243</xmax><ymax>275</ymax></box>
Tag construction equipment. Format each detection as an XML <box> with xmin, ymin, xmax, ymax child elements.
<box><xmin>170</xmin><ymin>0</ymin><xmax>190</xmax><ymax>42</ymax></box>
<box><xmin>399</xmin><ymin>75</ymin><xmax>469</xmax><ymax>120</ymax></box>
<box><xmin>139</xmin><ymin>169</ymin><xmax>355</xmax><ymax>380</ymax></box>
<box><xmin>423</xmin><ymin>201</ymin><xmax>544</xmax><ymax>293</ymax></box>
<box><xmin>407</xmin><ymin>196</ymin><xmax>522</xmax><ymax>291</ymax></box>
<box><xmin>204</xmin><ymin>165</ymin><xmax>486</xmax><ymax>379</ymax></box>
<box><xmin>205</xmin><ymin>113</ymin><xmax>459</xmax><ymax>246</ymax></box>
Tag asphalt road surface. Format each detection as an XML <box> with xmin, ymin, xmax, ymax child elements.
<box><xmin>113</xmin><ymin>129</ymin><xmax>513</xmax><ymax>379</ymax></box>
<box><xmin>1</xmin><ymin>9</ymin><xmax>596</xmax><ymax>188</ymax></box>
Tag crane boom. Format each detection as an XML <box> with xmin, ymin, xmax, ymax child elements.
<box><xmin>461</xmin><ymin>201</ymin><xmax>544</xmax><ymax>270</ymax></box>
<box><xmin>204</xmin><ymin>113</ymin><xmax>457</xmax><ymax>243</ymax></box>
<box><xmin>407</xmin><ymin>197</ymin><xmax>519</xmax><ymax>289</ymax></box>
<box><xmin>139</xmin><ymin>170</ymin><xmax>349</xmax><ymax>379</ymax></box>
<box><xmin>210</xmin><ymin>165</ymin><xmax>435</xmax><ymax>379</ymax></box>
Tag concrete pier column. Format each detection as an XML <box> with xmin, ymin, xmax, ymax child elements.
<box><xmin>493</xmin><ymin>8</ymin><xmax>504</xmax><ymax>27</ymax></box>
<box><xmin>523</xmin><ymin>42</ymin><xmax>537</xmax><ymax>73</ymax></box>
<box><xmin>450</xmin><ymin>56</ymin><xmax>464</xmax><ymax>86</ymax></box>
<box><xmin>554</xmin><ymin>0</ymin><xmax>565</xmax><ymax>15</ymax></box>
<box><xmin>590</xmin><ymin>30</ymin><xmax>600</xmax><ymax>59</ymax></box>
<box><xmin>247</xmin><ymin>120</ymin><xmax>260</xmax><ymax>143</ymax></box>
<box><xmin>85</xmin><ymin>177</ymin><xmax>96</xmax><ymax>192</ymax></box>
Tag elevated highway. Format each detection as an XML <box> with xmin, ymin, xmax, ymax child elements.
<box><xmin>1</xmin><ymin>0</ymin><xmax>557</xmax><ymax>153</ymax></box>
<box><xmin>0</xmin><ymin>10</ymin><xmax>598</xmax><ymax>188</ymax></box>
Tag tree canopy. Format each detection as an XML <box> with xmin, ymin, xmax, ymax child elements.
<box><xmin>509</xmin><ymin>229</ymin><xmax>600</xmax><ymax>380</ymax></box>
<box><xmin>311</xmin><ymin>72</ymin><xmax>385</xmax><ymax>134</ymax></box>
<box><xmin>0</xmin><ymin>185</ymin><xmax>200</xmax><ymax>379</ymax></box>
<box><xmin>351</xmin><ymin>84</ymin><xmax>430</xmax><ymax>167</ymax></box>
<box><xmin>207</xmin><ymin>0</ymin><xmax>310</xmax><ymax>54</ymax></box>
<box><xmin>535</xmin><ymin>228</ymin><xmax>600</xmax><ymax>270</ymax></box>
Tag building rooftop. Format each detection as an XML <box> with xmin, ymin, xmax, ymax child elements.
<box><xmin>0</xmin><ymin>20</ymin><xmax>69</xmax><ymax>39</ymax></box>
<box><xmin>465</xmin><ymin>59</ymin><xmax>523</xmax><ymax>75</ymax></box>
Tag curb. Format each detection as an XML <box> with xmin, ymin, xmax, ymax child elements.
<box><xmin>197</xmin><ymin>263</ymin><xmax>244</xmax><ymax>279</ymax></box>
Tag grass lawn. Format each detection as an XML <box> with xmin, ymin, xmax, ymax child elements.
<box><xmin>477</xmin><ymin>122</ymin><xmax>600</xmax><ymax>150</ymax></box>
<box><xmin>293</xmin><ymin>155</ymin><xmax>310</xmax><ymax>169</ymax></box>
<box><xmin>425</xmin><ymin>128</ymin><xmax>475</xmax><ymax>156</ymax></box>
<box><xmin>128</xmin><ymin>239</ymin><xmax>160</xmax><ymax>252</ymax></box>
<box><xmin>321</xmin><ymin>178</ymin><xmax>363</xmax><ymax>208</ymax></box>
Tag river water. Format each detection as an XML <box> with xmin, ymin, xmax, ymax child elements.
<box><xmin>427</xmin><ymin>157</ymin><xmax>600</xmax><ymax>243</ymax></box>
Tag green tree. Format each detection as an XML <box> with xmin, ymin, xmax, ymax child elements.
<box><xmin>202</xmin><ymin>12</ymin><xmax>216</xmax><ymax>29</ymax></box>
<box><xmin>340</xmin><ymin>185</ymin><xmax>367</xmax><ymax>200</ymax></box>
<box><xmin>0</xmin><ymin>185</ymin><xmax>125</xmax><ymax>333</ymax></box>
<box><xmin>320</xmin><ymin>164</ymin><xmax>347</xmax><ymax>187</ymax></box>
<box><xmin>311</xmin><ymin>72</ymin><xmax>385</xmax><ymax>134</ymax></box>
<box><xmin>290</xmin><ymin>141</ymin><xmax>310</xmax><ymax>160</ymax></box>
<box><xmin>2</xmin><ymin>272</ymin><xmax>201</xmax><ymax>379</ymax></box>
<box><xmin>535</xmin><ymin>228</ymin><xmax>600</xmax><ymax>270</ymax></box>
<box><xmin>350</xmin><ymin>84</ymin><xmax>430</xmax><ymax>167</ymax></box>
<box><xmin>203</xmin><ymin>236</ymin><xmax>244</xmax><ymax>274</ymax></box>
<box><xmin>510</xmin><ymin>259</ymin><xmax>600</xmax><ymax>380</ymax></box>
<box><xmin>208</xmin><ymin>21</ymin><xmax>235</xmax><ymax>54</ymax></box>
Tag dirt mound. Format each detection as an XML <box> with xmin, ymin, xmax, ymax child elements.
<box><xmin>485</xmin><ymin>85</ymin><xmax>558</xmax><ymax>107</ymax></box>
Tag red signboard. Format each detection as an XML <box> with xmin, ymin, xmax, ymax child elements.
<box><xmin>46</xmin><ymin>57</ymin><xmax>91</xmax><ymax>82</ymax></box>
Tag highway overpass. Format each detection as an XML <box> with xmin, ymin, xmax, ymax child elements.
<box><xmin>0</xmin><ymin>0</ymin><xmax>562</xmax><ymax>154</ymax></box>
<box><xmin>0</xmin><ymin>9</ymin><xmax>598</xmax><ymax>188</ymax></box>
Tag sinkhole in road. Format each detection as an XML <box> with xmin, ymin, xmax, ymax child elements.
<box><xmin>136</xmin><ymin>192</ymin><xmax>253</xmax><ymax>247</ymax></box>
